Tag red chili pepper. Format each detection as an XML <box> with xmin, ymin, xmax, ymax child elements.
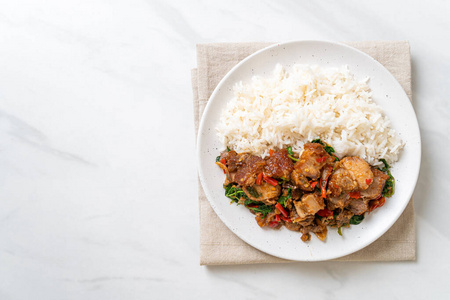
<box><xmin>321</xmin><ymin>166</ymin><xmax>333</xmax><ymax>199</ymax></box>
<box><xmin>275</xmin><ymin>202</ymin><xmax>289</xmax><ymax>218</ymax></box>
<box><xmin>275</xmin><ymin>214</ymin><xmax>280</xmax><ymax>222</ymax></box>
<box><xmin>316</xmin><ymin>156</ymin><xmax>327</xmax><ymax>163</ymax></box>
<box><xmin>220</xmin><ymin>158</ymin><xmax>226</xmax><ymax>165</ymax></box>
<box><xmin>366</xmin><ymin>178</ymin><xmax>372</xmax><ymax>185</ymax></box>
<box><xmin>309</xmin><ymin>180</ymin><xmax>318</xmax><ymax>189</ymax></box>
<box><xmin>269</xmin><ymin>221</ymin><xmax>279</xmax><ymax>228</ymax></box>
<box><xmin>269</xmin><ymin>149</ymin><xmax>274</xmax><ymax>156</ymax></box>
<box><xmin>263</xmin><ymin>174</ymin><xmax>278</xmax><ymax>186</ymax></box>
<box><xmin>256</xmin><ymin>172</ymin><xmax>263</xmax><ymax>185</ymax></box>
<box><xmin>317</xmin><ymin>209</ymin><xmax>334</xmax><ymax>217</ymax></box>
<box><xmin>369</xmin><ymin>197</ymin><xmax>386</xmax><ymax>213</ymax></box>
<box><xmin>280</xmin><ymin>215</ymin><xmax>291</xmax><ymax>223</ymax></box>
<box><xmin>349</xmin><ymin>191</ymin><xmax>361</xmax><ymax>199</ymax></box>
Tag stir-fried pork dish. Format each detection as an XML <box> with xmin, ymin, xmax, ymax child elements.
<box><xmin>215</xmin><ymin>140</ymin><xmax>395</xmax><ymax>242</ymax></box>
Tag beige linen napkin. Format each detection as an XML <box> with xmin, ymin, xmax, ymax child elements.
<box><xmin>193</xmin><ymin>41</ymin><xmax>416</xmax><ymax>265</ymax></box>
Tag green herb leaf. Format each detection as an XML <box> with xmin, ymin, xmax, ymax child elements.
<box><xmin>350</xmin><ymin>214</ymin><xmax>365</xmax><ymax>225</ymax></box>
<box><xmin>244</xmin><ymin>200</ymin><xmax>274</xmax><ymax>217</ymax></box>
<box><xmin>286</xmin><ymin>146</ymin><xmax>298</xmax><ymax>161</ymax></box>
<box><xmin>246</xmin><ymin>186</ymin><xmax>261</xmax><ymax>198</ymax></box>
<box><xmin>226</xmin><ymin>146</ymin><xmax>231</xmax><ymax>152</ymax></box>
<box><xmin>276</xmin><ymin>177</ymin><xmax>289</xmax><ymax>185</ymax></box>
<box><xmin>286</xmin><ymin>146</ymin><xmax>294</xmax><ymax>156</ymax></box>
<box><xmin>224</xmin><ymin>185</ymin><xmax>248</xmax><ymax>203</ymax></box>
<box><xmin>337</xmin><ymin>227</ymin><xmax>343</xmax><ymax>236</ymax></box>
<box><xmin>382</xmin><ymin>170</ymin><xmax>395</xmax><ymax>197</ymax></box>
<box><xmin>379</xmin><ymin>159</ymin><xmax>390</xmax><ymax>172</ymax></box>
<box><xmin>216</xmin><ymin>156</ymin><xmax>221</xmax><ymax>162</ymax></box>
<box><xmin>278</xmin><ymin>188</ymin><xmax>292</xmax><ymax>207</ymax></box>
<box><xmin>324</xmin><ymin>145</ymin><xmax>335</xmax><ymax>154</ymax></box>
<box><xmin>288</xmin><ymin>154</ymin><xmax>299</xmax><ymax>162</ymax></box>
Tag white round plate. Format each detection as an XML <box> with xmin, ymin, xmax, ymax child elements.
<box><xmin>197</xmin><ymin>40</ymin><xmax>421</xmax><ymax>261</ymax></box>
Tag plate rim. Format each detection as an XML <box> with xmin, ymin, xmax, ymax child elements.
<box><xmin>196</xmin><ymin>40</ymin><xmax>421</xmax><ymax>261</ymax></box>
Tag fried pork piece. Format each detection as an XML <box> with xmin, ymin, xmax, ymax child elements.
<box><xmin>220</xmin><ymin>150</ymin><xmax>239</xmax><ymax>172</ymax></box>
<box><xmin>360</xmin><ymin>168</ymin><xmax>389</xmax><ymax>200</ymax></box>
<box><xmin>291</xmin><ymin>170</ymin><xmax>314</xmax><ymax>191</ymax></box>
<box><xmin>294</xmin><ymin>192</ymin><xmax>325</xmax><ymax>221</ymax></box>
<box><xmin>327</xmin><ymin>167</ymin><xmax>357</xmax><ymax>196</ymax></box>
<box><xmin>326</xmin><ymin>193</ymin><xmax>350</xmax><ymax>210</ymax></box>
<box><xmin>242</xmin><ymin>182</ymin><xmax>281</xmax><ymax>205</ymax></box>
<box><xmin>300</xmin><ymin>218</ymin><xmax>328</xmax><ymax>241</ymax></box>
<box><xmin>234</xmin><ymin>155</ymin><xmax>265</xmax><ymax>186</ymax></box>
<box><xmin>290</xmin><ymin>210</ymin><xmax>315</xmax><ymax>226</ymax></box>
<box><xmin>334</xmin><ymin>209</ymin><xmax>354</xmax><ymax>228</ymax></box>
<box><xmin>294</xmin><ymin>143</ymin><xmax>334</xmax><ymax>180</ymax></box>
<box><xmin>291</xmin><ymin>188</ymin><xmax>302</xmax><ymax>201</ymax></box>
<box><xmin>328</xmin><ymin>156</ymin><xmax>374</xmax><ymax>196</ymax></box>
<box><xmin>264</xmin><ymin>149</ymin><xmax>294</xmax><ymax>179</ymax></box>
<box><xmin>340</xmin><ymin>157</ymin><xmax>374</xmax><ymax>190</ymax></box>
<box><xmin>255</xmin><ymin>212</ymin><xmax>282</xmax><ymax>228</ymax></box>
<box><xmin>347</xmin><ymin>198</ymin><xmax>369</xmax><ymax>215</ymax></box>
<box><xmin>301</xmin><ymin>233</ymin><xmax>311</xmax><ymax>242</ymax></box>
<box><xmin>284</xmin><ymin>221</ymin><xmax>302</xmax><ymax>232</ymax></box>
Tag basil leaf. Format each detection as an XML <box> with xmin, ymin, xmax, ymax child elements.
<box><xmin>278</xmin><ymin>188</ymin><xmax>292</xmax><ymax>207</ymax></box>
<box><xmin>379</xmin><ymin>159</ymin><xmax>390</xmax><ymax>172</ymax></box>
<box><xmin>244</xmin><ymin>200</ymin><xmax>274</xmax><ymax>217</ymax></box>
<box><xmin>382</xmin><ymin>171</ymin><xmax>395</xmax><ymax>197</ymax></box>
<box><xmin>286</xmin><ymin>146</ymin><xmax>294</xmax><ymax>156</ymax></box>
<box><xmin>246</xmin><ymin>186</ymin><xmax>261</xmax><ymax>198</ymax></box>
<box><xmin>225</xmin><ymin>185</ymin><xmax>248</xmax><ymax>203</ymax></box>
<box><xmin>350</xmin><ymin>214</ymin><xmax>365</xmax><ymax>225</ymax></box>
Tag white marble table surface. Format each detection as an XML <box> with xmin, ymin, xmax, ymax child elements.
<box><xmin>0</xmin><ymin>0</ymin><xmax>448</xmax><ymax>299</ymax></box>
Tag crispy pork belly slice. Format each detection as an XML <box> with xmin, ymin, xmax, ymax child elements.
<box><xmin>291</xmin><ymin>169</ymin><xmax>314</xmax><ymax>191</ymax></box>
<box><xmin>360</xmin><ymin>168</ymin><xmax>389</xmax><ymax>200</ymax></box>
<box><xmin>293</xmin><ymin>143</ymin><xmax>334</xmax><ymax>180</ymax></box>
<box><xmin>234</xmin><ymin>155</ymin><xmax>265</xmax><ymax>186</ymax></box>
<box><xmin>264</xmin><ymin>149</ymin><xmax>294</xmax><ymax>179</ymax></box>
<box><xmin>294</xmin><ymin>193</ymin><xmax>325</xmax><ymax>221</ymax></box>
<box><xmin>328</xmin><ymin>156</ymin><xmax>374</xmax><ymax>196</ymax></box>
<box><xmin>339</xmin><ymin>157</ymin><xmax>374</xmax><ymax>190</ymax></box>
<box><xmin>347</xmin><ymin>198</ymin><xmax>369</xmax><ymax>215</ymax></box>
<box><xmin>243</xmin><ymin>182</ymin><xmax>281</xmax><ymax>205</ymax></box>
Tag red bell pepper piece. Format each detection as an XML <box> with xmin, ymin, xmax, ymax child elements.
<box><xmin>316</xmin><ymin>156</ymin><xmax>327</xmax><ymax>163</ymax></box>
<box><xmin>275</xmin><ymin>202</ymin><xmax>289</xmax><ymax>218</ymax></box>
<box><xmin>366</xmin><ymin>178</ymin><xmax>372</xmax><ymax>185</ymax></box>
<box><xmin>269</xmin><ymin>149</ymin><xmax>274</xmax><ymax>156</ymax></box>
<box><xmin>349</xmin><ymin>191</ymin><xmax>361</xmax><ymax>199</ymax></box>
<box><xmin>269</xmin><ymin>221</ymin><xmax>279</xmax><ymax>228</ymax></box>
<box><xmin>317</xmin><ymin>209</ymin><xmax>334</xmax><ymax>218</ymax></box>
<box><xmin>369</xmin><ymin>197</ymin><xmax>386</xmax><ymax>213</ymax></box>
<box><xmin>263</xmin><ymin>174</ymin><xmax>278</xmax><ymax>186</ymax></box>
<box><xmin>280</xmin><ymin>215</ymin><xmax>291</xmax><ymax>223</ymax></box>
<box><xmin>309</xmin><ymin>180</ymin><xmax>318</xmax><ymax>189</ymax></box>
<box><xmin>256</xmin><ymin>172</ymin><xmax>263</xmax><ymax>185</ymax></box>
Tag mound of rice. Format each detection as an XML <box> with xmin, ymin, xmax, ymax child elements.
<box><xmin>216</xmin><ymin>64</ymin><xmax>404</xmax><ymax>167</ymax></box>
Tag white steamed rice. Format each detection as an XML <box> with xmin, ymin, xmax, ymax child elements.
<box><xmin>216</xmin><ymin>64</ymin><xmax>404</xmax><ymax>167</ymax></box>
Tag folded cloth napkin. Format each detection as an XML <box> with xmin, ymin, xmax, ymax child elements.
<box><xmin>192</xmin><ymin>41</ymin><xmax>416</xmax><ymax>265</ymax></box>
